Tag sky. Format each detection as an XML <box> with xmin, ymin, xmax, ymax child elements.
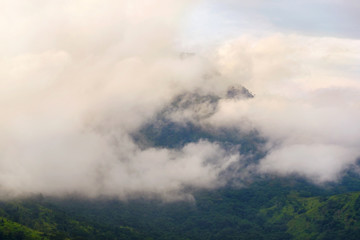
<box><xmin>0</xmin><ymin>0</ymin><xmax>359</xmax><ymax>200</ymax></box>
<box><xmin>183</xmin><ymin>0</ymin><xmax>360</xmax><ymax>45</ymax></box>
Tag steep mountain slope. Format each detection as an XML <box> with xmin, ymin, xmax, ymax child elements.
<box><xmin>0</xmin><ymin>198</ymin><xmax>146</xmax><ymax>240</ymax></box>
<box><xmin>1</xmin><ymin>88</ymin><xmax>360</xmax><ymax>239</ymax></box>
<box><xmin>262</xmin><ymin>191</ymin><xmax>360</xmax><ymax>240</ymax></box>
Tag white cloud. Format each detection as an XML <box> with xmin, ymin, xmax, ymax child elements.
<box><xmin>0</xmin><ymin>0</ymin><xmax>360</xmax><ymax>200</ymax></box>
<box><xmin>258</xmin><ymin>144</ymin><xmax>357</xmax><ymax>183</ymax></box>
<box><xmin>210</xmin><ymin>34</ymin><xmax>360</xmax><ymax>183</ymax></box>
<box><xmin>0</xmin><ymin>0</ymin><xmax>242</xmax><ymax>200</ymax></box>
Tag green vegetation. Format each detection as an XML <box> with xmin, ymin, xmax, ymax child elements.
<box><xmin>0</xmin><ymin>197</ymin><xmax>146</xmax><ymax>240</ymax></box>
<box><xmin>2</xmin><ymin>177</ymin><xmax>360</xmax><ymax>239</ymax></box>
<box><xmin>262</xmin><ymin>192</ymin><xmax>360</xmax><ymax>240</ymax></box>
<box><xmin>0</xmin><ymin>217</ymin><xmax>44</xmax><ymax>240</ymax></box>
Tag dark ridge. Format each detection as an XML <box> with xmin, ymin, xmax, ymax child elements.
<box><xmin>132</xmin><ymin>87</ymin><xmax>266</xmax><ymax>163</ymax></box>
<box><xmin>226</xmin><ymin>85</ymin><xmax>254</xmax><ymax>99</ymax></box>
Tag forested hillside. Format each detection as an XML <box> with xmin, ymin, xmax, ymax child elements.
<box><xmin>2</xmin><ymin>89</ymin><xmax>360</xmax><ymax>239</ymax></box>
<box><xmin>2</xmin><ymin>176</ymin><xmax>360</xmax><ymax>240</ymax></box>
<box><xmin>2</xmin><ymin>0</ymin><xmax>360</xmax><ymax>239</ymax></box>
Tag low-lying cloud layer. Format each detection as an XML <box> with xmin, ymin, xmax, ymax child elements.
<box><xmin>211</xmin><ymin>34</ymin><xmax>360</xmax><ymax>183</ymax></box>
<box><xmin>0</xmin><ymin>0</ymin><xmax>360</xmax><ymax>200</ymax></box>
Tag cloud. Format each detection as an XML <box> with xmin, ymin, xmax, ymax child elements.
<box><xmin>0</xmin><ymin>0</ymin><xmax>360</xmax><ymax>201</ymax></box>
<box><xmin>259</xmin><ymin>144</ymin><xmax>357</xmax><ymax>183</ymax></box>
<box><xmin>0</xmin><ymin>0</ymin><xmax>243</xmax><ymax>200</ymax></box>
<box><xmin>210</xmin><ymin>34</ymin><xmax>360</xmax><ymax>183</ymax></box>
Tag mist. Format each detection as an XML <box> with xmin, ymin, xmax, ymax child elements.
<box><xmin>211</xmin><ymin>34</ymin><xmax>360</xmax><ymax>183</ymax></box>
<box><xmin>0</xmin><ymin>0</ymin><xmax>360</xmax><ymax>200</ymax></box>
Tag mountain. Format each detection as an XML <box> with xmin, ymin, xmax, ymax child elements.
<box><xmin>2</xmin><ymin>175</ymin><xmax>360</xmax><ymax>239</ymax></box>
<box><xmin>1</xmin><ymin>87</ymin><xmax>360</xmax><ymax>239</ymax></box>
